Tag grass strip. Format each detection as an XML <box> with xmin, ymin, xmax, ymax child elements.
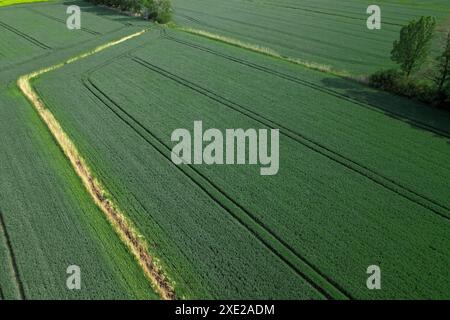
<box><xmin>17</xmin><ymin>29</ymin><xmax>176</xmax><ymax>300</ymax></box>
<box><xmin>173</xmin><ymin>25</ymin><xmax>368</xmax><ymax>81</ymax></box>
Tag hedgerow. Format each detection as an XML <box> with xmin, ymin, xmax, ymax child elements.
<box><xmin>370</xmin><ymin>17</ymin><xmax>450</xmax><ymax>109</ymax></box>
<box><xmin>88</xmin><ymin>0</ymin><xmax>172</xmax><ymax>23</ymax></box>
<box><xmin>368</xmin><ymin>69</ymin><xmax>442</xmax><ymax>106</ymax></box>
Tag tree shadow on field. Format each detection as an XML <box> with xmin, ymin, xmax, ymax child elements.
<box><xmin>321</xmin><ymin>77</ymin><xmax>450</xmax><ymax>145</ymax></box>
<box><xmin>62</xmin><ymin>0</ymin><xmax>144</xmax><ymax>25</ymax></box>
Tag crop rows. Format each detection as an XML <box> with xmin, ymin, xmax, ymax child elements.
<box><xmin>0</xmin><ymin>24</ymin><xmax>45</xmax><ymax>70</ymax></box>
<box><xmin>33</xmin><ymin>29</ymin><xmax>450</xmax><ymax>299</ymax></box>
<box><xmin>33</xmin><ymin>32</ymin><xmax>331</xmax><ymax>299</ymax></box>
<box><xmin>2</xmin><ymin>0</ymin><xmax>449</xmax><ymax>300</ymax></box>
<box><xmin>129</xmin><ymin>33</ymin><xmax>450</xmax><ymax>215</ymax></box>
<box><xmin>0</xmin><ymin>1</ymin><xmax>159</xmax><ymax>299</ymax></box>
<box><xmin>81</xmin><ymin>74</ymin><xmax>348</xmax><ymax>299</ymax></box>
<box><xmin>0</xmin><ymin>209</ymin><xmax>23</xmax><ymax>299</ymax></box>
<box><xmin>34</xmin><ymin>80</ymin><xmax>326</xmax><ymax>299</ymax></box>
<box><xmin>128</xmin><ymin>51</ymin><xmax>450</xmax><ymax>221</ymax></box>
<box><xmin>249</xmin><ymin>0</ymin><xmax>450</xmax><ymax>25</ymax></box>
<box><xmin>164</xmin><ymin>35</ymin><xmax>450</xmax><ymax>138</ymax></box>
<box><xmin>172</xmin><ymin>0</ymin><xmax>450</xmax><ymax>74</ymax></box>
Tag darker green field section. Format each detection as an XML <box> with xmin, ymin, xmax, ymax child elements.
<box><xmin>34</xmin><ymin>29</ymin><xmax>450</xmax><ymax>299</ymax></box>
<box><xmin>172</xmin><ymin>0</ymin><xmax>450</xmax><ymax>74</ymax></box>
<box><xmin>0</xmin><ymin>1</ymin><xmax>158</xmax><ymax>299</ymax></box>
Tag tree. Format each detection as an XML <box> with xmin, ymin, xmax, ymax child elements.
<box><xmin>391</xmin><ymin>16</ymin><xmax>436</xmax><ymax>77</ymax></box>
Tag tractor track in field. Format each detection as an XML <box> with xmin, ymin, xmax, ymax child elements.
<box><xmin>165</xmin><ymin>35</ymin><xmax>450</xmax><ymax>139</ymax></box>
<box><xmin>0</xmin><ymin>209</ymin><xmax>26</xmax><ymax>300</ymax></box>
<box><xmin>255</xmin><ymin>2</ymin><xmax>405</xmax><ymax>27</ymax></box>
<box><xmin>27</xmin><ymin>8</ymin><xmax>101</xmax><ymax>36</ymax></box>
<box><xmin>178</xmin><ymin>9</ymin><xmax>394</xmax><ymax>44</ymax></box>
<box><xmin>128</xmin><ymin>55</ymin><xmax>450</xmax><ymax>222</ymax></box>
<box><xmin>0</xmin><ymin>20</ymin><xmax>50</xmax><ymax>50</ymax></box>
<box><xmin>26</xmin><ymin>7</ymin><xmax>135</xmax><ymax>36</ymax></box>
<box><xmin>80</xmin><ymin>73</ymin><xmax>350</xmax><ymax>300</ymax></box>
<box><xmin>0</xmin><ymin>27</ymin><xmax>127</xmax><ymax>74</ymax></box>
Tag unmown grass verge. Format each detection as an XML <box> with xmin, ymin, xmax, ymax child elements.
<box><xmin>17</xmin><ymin>29</ymin><xmax>176</xmax><ymax>300</ymax></box>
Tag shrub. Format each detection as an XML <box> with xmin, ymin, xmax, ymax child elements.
<box><xmin>369</xmin><ymin>69</ymin><xmax>442</xmax><ymax>105</ymax></box>
<box><xmin>415</xmin><ymin>82</ymin><xmax>438</xmax><ymax>103</ymax></box>
<box><xmin>86</xmin><ymin>0</ymin><xmax>172</xmax><ymax>23</ymax></box>
<box><xmin>368</xmin><ymin>69</ymin><xmax>403</xmax><ymax>91</ymax></box>
<box><xmin>142</xmin><ymin>0</ymin><xmax>172</xmax><ymax>23</ymax></box>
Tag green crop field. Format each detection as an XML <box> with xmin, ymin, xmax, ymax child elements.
<box><xmin>0</xmin><ymin>1</ymin><xmax>158</xmax><ymax>299</ymax></box>
<box><xmin>172</xmin><ymin>0</ymin><xmax>450</xmax><ymax>75</ymax></box>
<box><xmin>32</xmin><ymin>29</ymin><xmax>450</xmax><ymax>299</ymax></box>
<box><xmin>0</xmin><ymin>0</ymin><xmax>449</xmax><ymax>302</ymax></box>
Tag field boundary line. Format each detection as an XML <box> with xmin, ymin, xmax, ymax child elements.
<box><xmin>82</xmin><ymin>69</ymin><xmax>350</xmax><ymax>299</ymax></box>
<box><xmin>0</xmin><ymin>20</ymin><xmax>51</xmax><ymax>49</ymax></box>
<box><xmin>17</xmin><ymin>29</ymin><xmax>176</xmax><ymax>300</ymax></box>
<box><xmin>0</xmin><ymin>209</ymin><xmax>25</xmax><ymax>299</ymax></box>
<box><xmin>256</xmin><ymin>2</ymin><xmax>405</xmax><ymax>27</ymax></box>
<box><xmin>172</xmin><ymin>25</ymin><xmax>356</xmax><ymax>79</ymax></box>
<box><xmin>175</xmin><ymin>10</ymin><xmax>392</xmax><ymax>60</ymax></box>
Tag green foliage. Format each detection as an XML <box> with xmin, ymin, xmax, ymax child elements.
<box><xmin>368</xmin><ymin>69</ymin><xmax>403</xmax><ymax>91</ymax></box>
<box><xmin>86</xmin><ymin>0</ymin><xmax>172</xmax><ymax>23</ymax></box>
<box><xmin>369</xmin><ymin>69</ymin><xmax>445</xmax><ymax>106</ymax></box>
<box><xmin>142</xmin><ymin>0</ymin><xmax>172</xmax><ymax>23</ymax></box>
<box><xmin>372</xmin><ymin>17</ymin><xmax>450</xmax><ymax>108</ymax></box>
<box><xmin>391</xmin><ymin>16</ymin><xmax>436</xmax><ymax>76</ymax></box>
<box><xmin>432</xmin><ymin>30</ymin><xmax>450</xmax><ymax>92</ymax></box>
<box><xmin>372</xmin><ymin>21</ymin><xmax>450</xmax><ymax>108</ymax></box>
